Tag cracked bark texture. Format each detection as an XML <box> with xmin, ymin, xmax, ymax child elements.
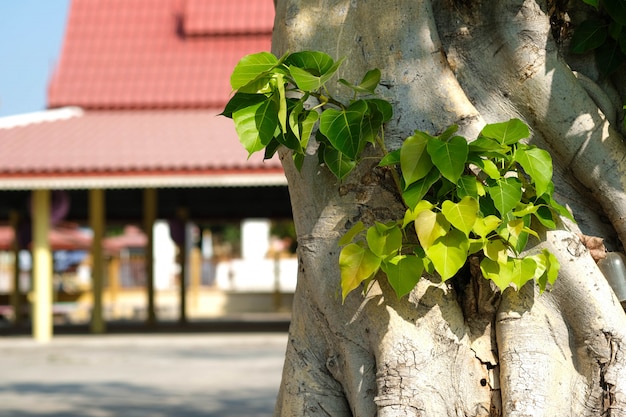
<box><xmin>271</xmin><ymin>0</ymin><xmax>626</xmax><ymax>415</ymax></box>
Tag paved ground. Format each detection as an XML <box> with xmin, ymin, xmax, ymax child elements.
<box><xmin>0</xmin><ymin>333</ymin><xmax>288</xmax><ymax>417</ymax></box>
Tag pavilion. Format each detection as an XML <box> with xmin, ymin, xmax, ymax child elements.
<box><xmin>0</xmin><ymin>0</ymin><xmax>290</xmax><ymax>341</ymax></box>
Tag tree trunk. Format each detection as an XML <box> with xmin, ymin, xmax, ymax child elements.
<box><xmin>271</xmin><ymin>0</ymin><xmax>626</xmax><ymax>415</ymax></box>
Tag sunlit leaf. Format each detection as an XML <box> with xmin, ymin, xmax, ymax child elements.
<box><xmin>382</xmin><ymin>255</ymin><xmax>424</xmax><ymax>298</ymax></box>
<box><xmin>483</xmin><ymin>239</ymin><xmax>508</xmax><ymax>264</ymax></box>
<box><xmin>339</xmin><ymin>243</ymin><xmax>381</xmax><ymax>302</ymax></box>
<box><xmin>426</xmin><ymin>229</ymin><xmax>470</xmax><ymax>281</ymax></box>
<box><xmin>427</xmin><ymin>135</ymin><xmax>469</xmax><ymax>184</ymax></box>
<box><xmin>472</xmin><ymin>215</ymin><xmax>502</xmax><ymax>238</ymax></box>
<box><xmin>221</xmin><ymin>93</ymin><xmax>268</xmax><ymax>118</ymax></box>
<box><xmin>515</xmin><ymin>146</ymin><xmax>553</xmax><ymax>196</ymax></box>
<box><xmin>230</xmin><ymin>52</ymin><xmax>279</xmax><ymax>90</ymax></box>
<box><xmin>401</xmin><ymin>131</ymin><xmax>435</xmax><ymax>186</ymax></box>
<box><xmin>232</xmin><ymin>98</ymin><xmax>278</xmax><ymax>155</ymax></box>
<box><xmin>402</xmin><ymin>200</ymin><xmax>434</xmax><ymax>227</ymax></box>
<box><xmin>480</xmin><ymin>119</ymin><xmax>529</xmax><ymax>145</ymax></box>
<box><xmin>414</xmin><ymin>210</ymin><xmax>450</xmax><ymax>249</ymax></box>
<box><xmin>367</xmin><ymin>222</ymin><xmax>402</xmax><ymax>258</ymax></box>
<box><xmin>441</xmin><ymin>196</ymin><xmax>479</xmax><ymax>236</ymax></box>
<box><xmin>488</xmin><ymin>177</ymin><xmax>523</xmax><ymax>217</ymax></box>
<box><xmin>339</xmin><ymin>221</ymin><xmax>365</xmax><ymax>246</ymax></box>
<box><xmin>509</xmin><ymin>257</ymin><xmax>538</xmax><ymax>290</ymax></box>
<box><xmin>319</xmin><ymin>100</ymin><xmax>368</xmax><ymax>159</ymax></box>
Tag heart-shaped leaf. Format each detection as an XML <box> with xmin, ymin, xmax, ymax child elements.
<box><xmin>401</xmin><ymin>131</ymin><xmax>434</xmax><ymax>186</ymax></box>
<box><xmin>339</xmin><ymin>243</ymin><xmax>381</xmax><ymax>302</ymax></box>
<box><xmin>414</xmin><ymin>210</ymin><xmax>450</xmax><ymax>250</ymax></box>
<box><xmin>232</xmin><ymin>98</ymin><xmax>278</xmax><ymax>156</ymax></box>
<box><xmin>427</xmin><ymin>135</ymin><xmax>468</xmax><ymax>184</ymax></box>
<box><xmin>367</xmin><ymin>222</ymin><xmax>402</xmax><ymax>258</ymax></box>
<box><xmin>480</xmin><ymin>119</ymin><xmax>529</xmax><ymax>145</ymax></box>
<box><xmin>382</xmin><ymin>255</ymin><xmax>424</xmax><ymax>298</ymax></box>
<box><xmin>426</xmin><ymin>229</ymin><xmax>469</xmax><ymax>281</ymax></box>
<box><xmin>319</xmin><ymin>100</ymin><xmax>369</xmax><ymax>159</ymax></box>
<box><xmin>230</xmin><ymin>52</ymin><xmax>279</xmax><ymax>90</ymax></box>
<box><xmin>488</xmin><ymin>177</ymin><xmax>523</xmax><ymax>217</ymax></box>
<box><xmin>441</xmin><ymin>196</ymin><xmax>479</xmax><ymax>236</ymax></box>
<box><xmin>515</xmin><ymin>146</ymin><xmax>552</xmax><ymax>196</ymax></box>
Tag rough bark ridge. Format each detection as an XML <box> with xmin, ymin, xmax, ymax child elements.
<box><xmin>271</xmin><ymin>0</ymin><xmax>626</xmax><ymax>416</ymax></box>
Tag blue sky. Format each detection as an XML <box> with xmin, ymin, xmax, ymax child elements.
<box><xmin>0</xmin><ymin>1</ymin><xmax>70</xmax><ymax>117</ymax></box>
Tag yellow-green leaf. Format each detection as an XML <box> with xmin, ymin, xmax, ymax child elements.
<box><xmin>339</xmin><ymin>243</ymin><xmax>381</xmax><ymax>302</ymax></box>
<box><xmin>426</xmin><ymin>229</ymin><xmax>470</xmax><ymax>281</ymax></box>
<box><xmin>441</xmin><ymin>196</ymin><xmax>479</xmax><ymax>236</ymax></box>
<box><xmin>401</xmin><ymin>131</ymin><xmax>434</xmax><ymax>187</ymax></box>
<box><xmin>414</xmin><ymin>210</ymin><xmax>450</xmax><ymax>249</ymax></box>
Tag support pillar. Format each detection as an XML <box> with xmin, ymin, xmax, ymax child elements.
<box><xmin>143</xmin><ymin>188</ymin><xmax>157</xmax><ymax>325</ymax></box>
<box><xmin>32</xmin><ymin>189</ymin><xmax>52</xmax><ymax>342</ymax></box>
<box><xmin>89</xmin><ymin>189</ymin><xmax>106</xmax><ymax>333</ymax></box>
<box><xmin>9</xmin><ymin>211</ymin><xmax>22</xmax><ymax>326</ymax></box>
<box><xmin>177</xmin><ymin>208</ymin><xmax>189</xmax><ymax>324</ymax></box>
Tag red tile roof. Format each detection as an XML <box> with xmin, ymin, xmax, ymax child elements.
<box><xmin>47</xmin><ymin>0</ymin><xmax>274</xmax><ymax>110</ymax></box>
<box><xmin>0</xmin><ymin>109</ymin><xmax>284</xmax><ymax>189</ymax></box>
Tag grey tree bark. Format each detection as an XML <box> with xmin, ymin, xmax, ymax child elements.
<box><xmin>271</xmin><ymin>1</ymin><xmax>626</xmax><ymax>415</ymax></box>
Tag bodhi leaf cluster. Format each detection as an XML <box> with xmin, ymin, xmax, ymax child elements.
<box><xmin>222</xmin><ymin>51</ymin><xmax>573</xmax><ymax>301</ymax></box>
<box><xmin>220</xmin><ymin>51</ymin><xmax>391</xmax><ymax>180</ymax></box>
<box><xmin>340</xmin><ymin>120</ymin><xmax>572</xmax><ymax>300</ymax></box>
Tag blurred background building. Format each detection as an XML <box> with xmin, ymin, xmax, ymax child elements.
<box><xmin>0</xmin><ymin>0</ymin><xmax>296</xmax><ymax>339</ymax></box>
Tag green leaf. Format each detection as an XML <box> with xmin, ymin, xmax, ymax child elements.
<box><xmin>468</xmin><ymin>155</ymin><xmax>501</xmax><ymax>180</ymax></box>
<box><xmin>533</xmin><ymin>205</ymin><xmax>557</xmax><ymax>229</ymax></box>
<box><xmin>232</xmin><ymin>98</ymin><xmax>279</xmax><ymax>155</ymax></box>
<box><xmin>426</xmin><ymin>229</ymin><xmax>470</xmax><ymax>281</ymax></box>
<box><xmin>319</xmin><ymin>100</ymin><xmax>368</xmax><ymax>159</ymax></box>
<box><xmin>535</xmin><ymin>249</ymin><xmax>560</xmax><ymax>292</ymax></box>
<box><xmin>339</xmin><ymin>221</ymin><xmax>365</xmax><ymax>246</ymax></box>
<box><xmin>379</xmin><ymin>149</ymin><xmax>401</xmax><ymax>167</ymax></box>
<box><xmin>510</xmin><ymin>257</ymin><xmax>538</xmax><ymax>290</ymax></box>
<box><xmin>338</xmin><ymin>68</ymin><xmax>382</xmax><ymax>94</ymax></box>
<box><xmin>287</xmin><ymin>52</ymin><xmax>345</xmax><ymax>91</ymax></box>
<box><xmin>366</xmin><ymin>222</ymin><xmax>402</xmax><ymax>258</ymax></box>
<box><xmin>483</xmin><ymin>239</ymin><xmax>509</xmax><ymax>264</ymax></box>
<box><xmin>299</xmin><ymin>110</ymin><xmax>319</xmax><ymax>150</ymax></box>
<box><xmin>603</xmin><ymin>0</ymin><xmax>626</xmax><ymax>26</ymax></box>
<box><xmin>427</xmin><ymin>135</ymin><xmax>469</xmax><ymax>184</ymax></box>
<box><xmin>339</xmin><ymin>243</ymin><xmax>381</xmax><ymax>302</ymax></box>
<box><xmin>472</xmin><ymin>215</ymin><xmax>502</xmax><ymax>238</ymax></box>
<box><xmin>480</xmin><ymin>119</ymin><xmax>530</xmax><ymax>145</ymax></box>
<box><xmin>469</xmin><ymin>136</ymin><xmax>507</xmax><ymax>153</ymax></box>
<box><xmin>402</xmin><ymin>200</ymin><xmax>434</xmax><ymax>227</ymax></box>
<box><xmin>275</xmin><ymin>74</ymin><xmax>288</xmax><ymax>134</ymax></box>
<box><xmin>382</xmin><ymin>255</ymin><xmax>424</xmax><ymax>298</ymax></box>
<box><xmin>285</xmin><ymin>51</ymin><xmax>335</xmax><ymax>76</ymax></box>
<box><xmin>323</xmin><ymin>145</ymin><xmax>356</xmax><ymax>180</ymax></box>
<box><xmin>571</xmin><ymin>19</ymin><xmax>608</xmax><ymax>53</ymax></box>
<box><xmin>402</xmin><ymin>169</ymin><xmax>440</xmax><ymax>209</ymax></box>
<box><xmin>595</xmin><ymin>38</ymin><xmax>626</xmax><ymax>75</ymax></box>
<box><xmin>401</xmin><ymin>131</ymin><xmax>435</xmax><ymax>186</ymax></box>
<box><xmin>366</xmin><ymin>99</ymin><xmax>393</xmax><ymax>122</ymax></box>
<box><xmin>221</xmin><ymin>93</ymin><xmax>268</xmax><ymax>118</ymax></box>
<box><xmin>488</xmin><ymin>177</ymin><xmax>523</xmax><ymax>217</ymax></box>
<box><xmin>414</xmin><ymin>210</ymin><xmax>450</xmax><ymax>250</ymax></box>
<box><xmin>582</xmin><ymin>0</ymin><xmax>599</xmax><ymax>9</ymax></box>
<box><xmin>456</xmin><ymin>175</ymin><xmax>480</xmax><ymax>199</ymax></box>
<box><xmin>480</xmin><ymin>257</ymin><xmax>536</xmax><ymax>292</ymax></box>
<box><xmin>230</xmin><ymin>52</ymin><xmax>279</xmax><ymax>90</ymax></box>
<box><xmin>441</xmin><ymin>196</ymin><xmax>479</xmax><ymax>236</ymax></box>
<box><xmin>514</xmin><ymin>146</ymin><xmax>553</xmax><ymax>196</ymax></box>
